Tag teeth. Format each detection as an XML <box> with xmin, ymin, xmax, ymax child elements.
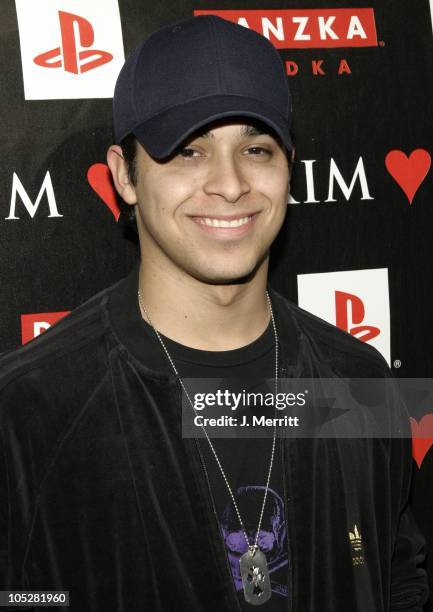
<box><xmin>196</xmin><ymin>216</ymin><xmax>253</xmax><ymax>228</ymax></box>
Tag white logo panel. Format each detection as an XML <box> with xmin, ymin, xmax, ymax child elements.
<box><xmin>15</xmin><ymin>0</ymin><xmax>124</xmax><ymax>99</ymax></box>
<box><xmin>430</xmin><ymin>0</ymin><xmax>433</xmax><ymax>34</ymax></box>
<box><xmin>297</xmin><ymin>268</ymin><xmax>391</xmax><ymax>365</ymax></box>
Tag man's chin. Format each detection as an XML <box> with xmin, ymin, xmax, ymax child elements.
<box><xmin>191</xmin><ymin>265</ymin><xmax>261</xmax><ymax>286</ymax></box>
<box><xmin>180</xmin><ymin>250</ymin><xmax>269</xmax><ymax>286</ymax></box>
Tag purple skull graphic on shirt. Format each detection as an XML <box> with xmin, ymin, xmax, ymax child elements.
<box><xmin>221</xmin><ymin>486</ymin><xmax>288</xmax><ymax>596</ymax></box>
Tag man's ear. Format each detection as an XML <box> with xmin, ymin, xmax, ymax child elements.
<box><xmin>106</xmin><ymin>145</ymin><xmax>138</xmax><ymax>205</ymax></box>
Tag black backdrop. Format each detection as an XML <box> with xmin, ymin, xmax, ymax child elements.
<box><xmin>1</xmin><ymin>0</ymin><xmax>432</xmax><ymax>606</ymax></box>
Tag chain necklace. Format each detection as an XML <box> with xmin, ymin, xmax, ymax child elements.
<box><xmin>138</xmin><ymin>288</ymin><xmax>279</xmax><ymax>605</ymax></box>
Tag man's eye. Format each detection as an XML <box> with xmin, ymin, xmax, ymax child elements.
<box><xmin>177</xmin><ymin>147</ymin><xmax>200</xmax><ymax>159</ymax></box>
<box><xmin>245</xmin><ymin>146</ymin><xmax>271</xmax><ymax>156</ymax></box>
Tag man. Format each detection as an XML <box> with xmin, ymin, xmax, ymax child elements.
<box><xmin>0</xmin><ymin>14</ymin><xmax>428</xmax><ymax>611</ymax></box>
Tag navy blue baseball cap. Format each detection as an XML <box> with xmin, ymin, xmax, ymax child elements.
<box><xmin>113</xmin><ymin>15</ymin><xmax>293</xmax><ymax>159</ymax></box>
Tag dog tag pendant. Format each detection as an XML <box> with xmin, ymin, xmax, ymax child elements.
<box><xmin>240</xmin><ymin>546</ymin><xmax>272</xmax><ymax>605</ymax></box>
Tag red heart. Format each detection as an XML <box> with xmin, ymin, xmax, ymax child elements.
<box><xmin>87</xmin><ymin>163</ymin><xmax>120</xmax><ymax>221</ymax></box>
<box><xmin>385</xmin><ymin>149</ymin><xmax>431</xmax><ymax>204</ymax></box>
<box><xmin>410</xmin><ymin>415</ymin><xmax>433</xmax><ymax>468</ymax></box>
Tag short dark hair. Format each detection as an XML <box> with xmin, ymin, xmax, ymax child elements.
<box><xmin>120</xmin><ymin>133</ymin><xmax>138</xmax><ymax>186</ymax></box>
<box><xmin>119</xmin><ymin>134</ymin><xmax>138</xmax><ymax>231</ymax></box>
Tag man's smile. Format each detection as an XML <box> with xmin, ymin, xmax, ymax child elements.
<box><xmin>190</xmin><ymin>212</ymin><xmax>259</xmax><ymax>236</ymax></box>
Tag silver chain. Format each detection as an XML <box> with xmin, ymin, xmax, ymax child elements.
<box><xmin>137</xmin><ymin>289</ymin><xmax>279</xmax><ymax>553</ymax></box>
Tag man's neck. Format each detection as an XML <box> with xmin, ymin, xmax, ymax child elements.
<box><xmin>137</xmin><ymin>259</ymin><xmax>270</xmax><ymax>352</ymax></box>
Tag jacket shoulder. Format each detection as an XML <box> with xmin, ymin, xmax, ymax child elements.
<box><xmin>0</xmin><ymin>281</ymin><xmax>120</xmax><ymax>392</ymax></box>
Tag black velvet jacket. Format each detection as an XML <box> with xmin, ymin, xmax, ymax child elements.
<box><xmin>0</xmin><ymin>266</ymin><xmax>428</xmax><ymax>611</ymax></box>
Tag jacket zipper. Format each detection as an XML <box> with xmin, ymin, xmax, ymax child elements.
<box><xmin>193</xmin><ymin>436</ymin><xmax>242</xmax><ymax>612</ymax></box>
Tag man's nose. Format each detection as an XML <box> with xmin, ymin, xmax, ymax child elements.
<box><xmin>203</xmin><ymin>154</ymin><xmax>251</xmax><ymax>203</ymax></box>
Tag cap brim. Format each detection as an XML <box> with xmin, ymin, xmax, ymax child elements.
<box><xmin>130</xmin><ymin>95</ymin><xmax>293</xmax><ymax>159</ymax></box>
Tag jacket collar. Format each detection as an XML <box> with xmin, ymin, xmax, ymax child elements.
<box><xmin>107</xmin><ymin>259</ymin><xmax>302</xmax><ymax>377</ymax></box>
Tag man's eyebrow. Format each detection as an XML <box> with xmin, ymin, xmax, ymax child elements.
<box><xmin>240</xmin><ymin>125</ymin><xmax>271</xmax><ymax>137</ymax></box>
<box><xmin>193</xmin><ymin>128</ymin><xmax>213</xmax><ymax>140</ymax></box>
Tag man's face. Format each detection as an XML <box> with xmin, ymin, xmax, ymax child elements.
<box><xmin>130</xmin><ymin>120</ymin><xmax>290</xmax><ymax>285</ymax></box>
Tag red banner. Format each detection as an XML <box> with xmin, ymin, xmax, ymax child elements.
<box><xmin>194</xmin><ymin>9</ymin><xmax>378</xmax><ymax>48</ymax></box>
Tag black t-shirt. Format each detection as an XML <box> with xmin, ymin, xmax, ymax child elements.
<box><xmin>133</xmin><ymin>308</ymin><xmax>289</xmax><ymax>610</ymax></box>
